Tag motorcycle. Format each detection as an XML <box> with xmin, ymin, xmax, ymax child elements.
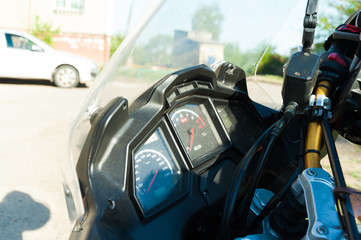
<box><xmin>62</xmin><ymin>0</ymin><xmax>361</xmax><ymax>239</ymax></box>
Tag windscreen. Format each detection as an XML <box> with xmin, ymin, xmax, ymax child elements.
<box><xmin>63</xmin><ymin>0</ymin><xmax>301</xmax><ymax>223</ymax></box>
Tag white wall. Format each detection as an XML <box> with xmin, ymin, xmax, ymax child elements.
<box><xmin>0</xmin><ymin>0</ymin><xmax>114</xmax><ymax>36</ymax></box>
<box><xmin>0</xmin><ymin>0</ymin><xmax>31</xmax><ymax>31</ymax></box>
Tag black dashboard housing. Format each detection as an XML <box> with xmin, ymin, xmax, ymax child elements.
<box><xmin>70</xmin><ymin>64</ymin><xmax>284</xmax><ymax>240</ymax></box>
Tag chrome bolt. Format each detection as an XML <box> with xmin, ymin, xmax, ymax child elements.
<box><xmin>324</xmin><ymin>98</ymin><xmax>329</xmax><ymax>105</ymax></box>
<box><xmin>306</xmin><ymin>169</ymin><xmax>317</xmax><ymax>176</ymax></box>
<box><xmin>317</xmin><ymin>226</ymin><xmax>328</xmax><ymax>235</ymax></box>
<box><xmin>65</xmin><ymin>189</ymin><xmax>71</xmax><ymax>197</ymax></box>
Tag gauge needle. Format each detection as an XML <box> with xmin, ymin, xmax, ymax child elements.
<box><xmin>146</xmin><ymin>169</ymin><xmax>158</xmax><ymax>194</ymax></box>
<box><xmin>188</xmin><ymin>128</ymin><xmax>194</xmax><ymax>152</ymax></box>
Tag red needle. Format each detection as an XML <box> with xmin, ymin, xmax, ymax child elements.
<box><xmin>189</xmin><ymin>128</ymin><xmax>194</xmax><ymax>152</ymax></box>
<box><xmin>146</xmin><ymin>169</ymin><xmax>158</xmax><ymax>194</ymax></box>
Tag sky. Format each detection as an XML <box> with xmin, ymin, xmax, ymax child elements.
<box><xmin>113</xmin><ymin>0</ymin><xmax>334</xmax><ymax>56</ymax></box>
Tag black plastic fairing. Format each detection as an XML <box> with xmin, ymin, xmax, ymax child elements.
<box><xmin>70</xmin><ymin>64</ymin><xmax>278</xmax><ymax>239</ymax></box>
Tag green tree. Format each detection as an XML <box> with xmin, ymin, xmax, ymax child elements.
<box><xmin>147</xmin><ymin>34</ymin><xmax>173</xmax><ymax>66</ymax></box>
<box><xmin>224</xmin><ymin>43</ymin><xmax>288</xmax><ymax>75</ymax></box>
<box><xmin>257</xmin><ymin>47</ymin><xmax>288</xmax><ymax>76</ymax></box>
<box><xmin>110</xmin><ymin>34</ymin><xmax>124</xmax><ymax>57</ymax></box>
<box><xmin>224</xmin><ymin>43</ymin><xmax>258</xmax><ymax>74</ymax></box>
<box><xmin>192</xmin><ymin>4</ymin><xmax>224</xmax><ymax>40</ymax></box>
<box><xmin>30</xmin><ymin>16</ymin><xmax>60</xmax><ymax>46</ymax></box>
<box><xmin>133</xmin><ymin>34</ymin><xmax>173</xmax><ymax>67</ymax></box>
<box><xmin>318</xmin><ymin>0</ymin><xmax>361</xmax><ymax>42</ymax></box>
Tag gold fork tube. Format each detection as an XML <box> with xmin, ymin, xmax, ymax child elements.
<box><xmin>304</xmin><ymin>81</ymin><xmax>331</xmax><ymax>168</ymax></box>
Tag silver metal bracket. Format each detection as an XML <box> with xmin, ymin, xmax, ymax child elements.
<box><xmin>236</xmin><ymin>169</ymin><xmax>345</xmax><ymax>240</ymax></box>
<box><xmin>297</xmin><ymin>168</ymin><xmax>344</xmax><ymax>240</ymax></box>
<box><xmin>309</xmin><ymin>94</ymin><xmax>332</xmax><ymax>118</ymax></box>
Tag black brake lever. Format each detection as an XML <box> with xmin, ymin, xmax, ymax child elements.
<box><xmin>332</xmin><ymin>34</ymin><xmax>361</xmax><ymax>122</ymax></box>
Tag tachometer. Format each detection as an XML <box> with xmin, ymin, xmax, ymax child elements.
<box><xmin>170</xmin><ymin>102</ymin><xmax>223</xmax><ymax>163</ymax></box>
<box><xmin>170</xmin><ymin>109</ymin><xmax>205</xmax><ymax>153</ymax></box>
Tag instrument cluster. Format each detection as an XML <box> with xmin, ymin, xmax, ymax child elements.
<box><xmin>133</xmin><ymin>96</ymin><xmax>233</xmax><ymax>217</ymax></box>
<box><xmin>73</xmin><ymin>65</ymin><xmax>268</xmax><ymax>239</ymax></box>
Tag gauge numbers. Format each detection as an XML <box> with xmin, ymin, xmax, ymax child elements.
<box><xmin>171</xmin><ymin>109</ymin><xmax>204</xmax><ymax>153</ymax></box>
<box><xmin>170</xmin><ymin>102</ymin><xmax>223</xmax><ymax>162</ymax></box>
<box><xmin>134</xmin><ymin>128</ymin><xmax>183</xmax><ymax>213</ymax></box>
<box><xmin>135</xmin><ymin>150</ymin><xmax>175</xmax><ymax>196</ymax></box>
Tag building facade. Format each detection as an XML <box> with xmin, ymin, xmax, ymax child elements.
<box><xmin>0</xmin><ymin>0</ymin><xmax>114</xmax><ymax>66</ymax></box>
<box><xmin>173</xmin><ymin>30</ymin><xmax>224</xmax><ymax>68</ymax></box>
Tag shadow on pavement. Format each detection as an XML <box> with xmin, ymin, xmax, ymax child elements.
<box><xmin>0</xmin><ymin>78</ymin><xmax>53</xmax><ymax>86</ymax></box>
<box><xmin>0</xmin><ymin>191</ymin><xmax>50</xmax><ymax>240</ymax></box>
<box><xmin>0</xmin><ymin>78</ymin><xmax>87</xmax><ymax>88</ymax></box>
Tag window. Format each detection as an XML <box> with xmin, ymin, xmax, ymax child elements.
<box><xmin>54</xmin><ymin>0</ymin><xmax>84</xmax><ymax>12</ymax></box>
<box><xmin>5</xmin><ymin>33</ymin><xmax>42</xmax><ymax>51</ymax></box>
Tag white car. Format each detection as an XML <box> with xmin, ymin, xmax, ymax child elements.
<box><xmin>0</xmin><ymin>29</ymin><xmax>98</xmax><ymax>88</ymax></box>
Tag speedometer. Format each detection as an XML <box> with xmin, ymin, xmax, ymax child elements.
<box><xmin>135</xmin><ymin>150</ymin><xmax>176</xmax><ymax>202</ymax></box>
<box><xmin>133</xmin><ymin>127</ymin><xmax>185</xmax><ymax>214</ymax></box>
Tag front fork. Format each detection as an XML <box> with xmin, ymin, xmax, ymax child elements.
<box><xmin>304</xmin><ymin>79</ymin><xmax>360</xmax><ymax>239</ymax></box>
<box><xmin>304</xmin><ymin>80</ymin><xmax>331</xmax><ymax>168</ymax></box>
<box><xmin>237</xmin><ymin>61</ymin><xmax>359</xmax><ymax>240</ymax></box>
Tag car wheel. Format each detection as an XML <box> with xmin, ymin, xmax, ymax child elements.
<box><xmin>53</xmin><ymin>65</ymin><xmax>80</xmax><ymax>88</ymax></box>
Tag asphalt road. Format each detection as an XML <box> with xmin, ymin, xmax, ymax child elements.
<box><xmin>0</xmin><ymin>79</ymin><xmax>89</xmax><ymax>240</ymax></box>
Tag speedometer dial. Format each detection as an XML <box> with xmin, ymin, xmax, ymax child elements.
<box><xmin>135</xmin><ymin>150</ymin><xmax>175</xmax><ymax>197</ymax></box>
<box><xmin>170</xmin><ymin>102</ymin><xmax>223</xmax><ymax>162</ymax></box>
<box><xmin>133</xmin><ymin>127</ymin><xmax>184</xmax><ymax>213</ymax></box>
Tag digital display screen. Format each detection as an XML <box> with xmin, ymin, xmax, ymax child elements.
<box><xmin>215</xmin><ymin>101</ymin><xmax>262</xmax><ymax>152</ymax></box>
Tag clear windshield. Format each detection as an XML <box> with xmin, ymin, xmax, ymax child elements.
<box><xmin>63</xmin><ymin>0</ymin><xmax>301</xmax><ymax>222</ymax></box>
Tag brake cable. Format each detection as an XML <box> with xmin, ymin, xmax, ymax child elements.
<box><xmin>238</xmin><ymin>117</ymin><xmax>287</xmax><ymax>235</ymax></box>
<box><xmin>219</xmin><ymin>121</ymin><xmax>276</xmax><ymax>240</ymax></box>
<box><xmin>250</xmin><ymin>117</ymin><xmax>307</xmax><ymax>229</ymax></box>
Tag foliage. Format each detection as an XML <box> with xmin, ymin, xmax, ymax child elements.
<box><xmin>257</xmin><ymin>47</ymin><xmax>288</xmax><ymax>76</ymax></box>
<box><xmin>224</xmin><ymin>43</ymin><xmax>259</xmax><ymax>74</ymax></box>
<box><xmin>132</xmin><ymin>34</ymin><xmax>173</xmax><ymax>67</ymax></box>
<box><xmin>317</xmin><ymin>0</ymin><xmax>361</xmax><ymax>43</ymax></box>
<box><xmin>30</xmin><ymin>16</ymin><xmax>60</xmax><ymax>46</ymax></box>
<box><xmin>191</xmin><ymin>4</ymin><xmax>224</xmax><ymax>41</ymax></box>
<box><xmin>224</xmin><ymin>43</ymin><xmax>288</xmax><ymax>76</ymax></box>
<box><xmin>110</xmin><ymin>34</ymin><xmax>124</xmax><ymax>57</ymax></box>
